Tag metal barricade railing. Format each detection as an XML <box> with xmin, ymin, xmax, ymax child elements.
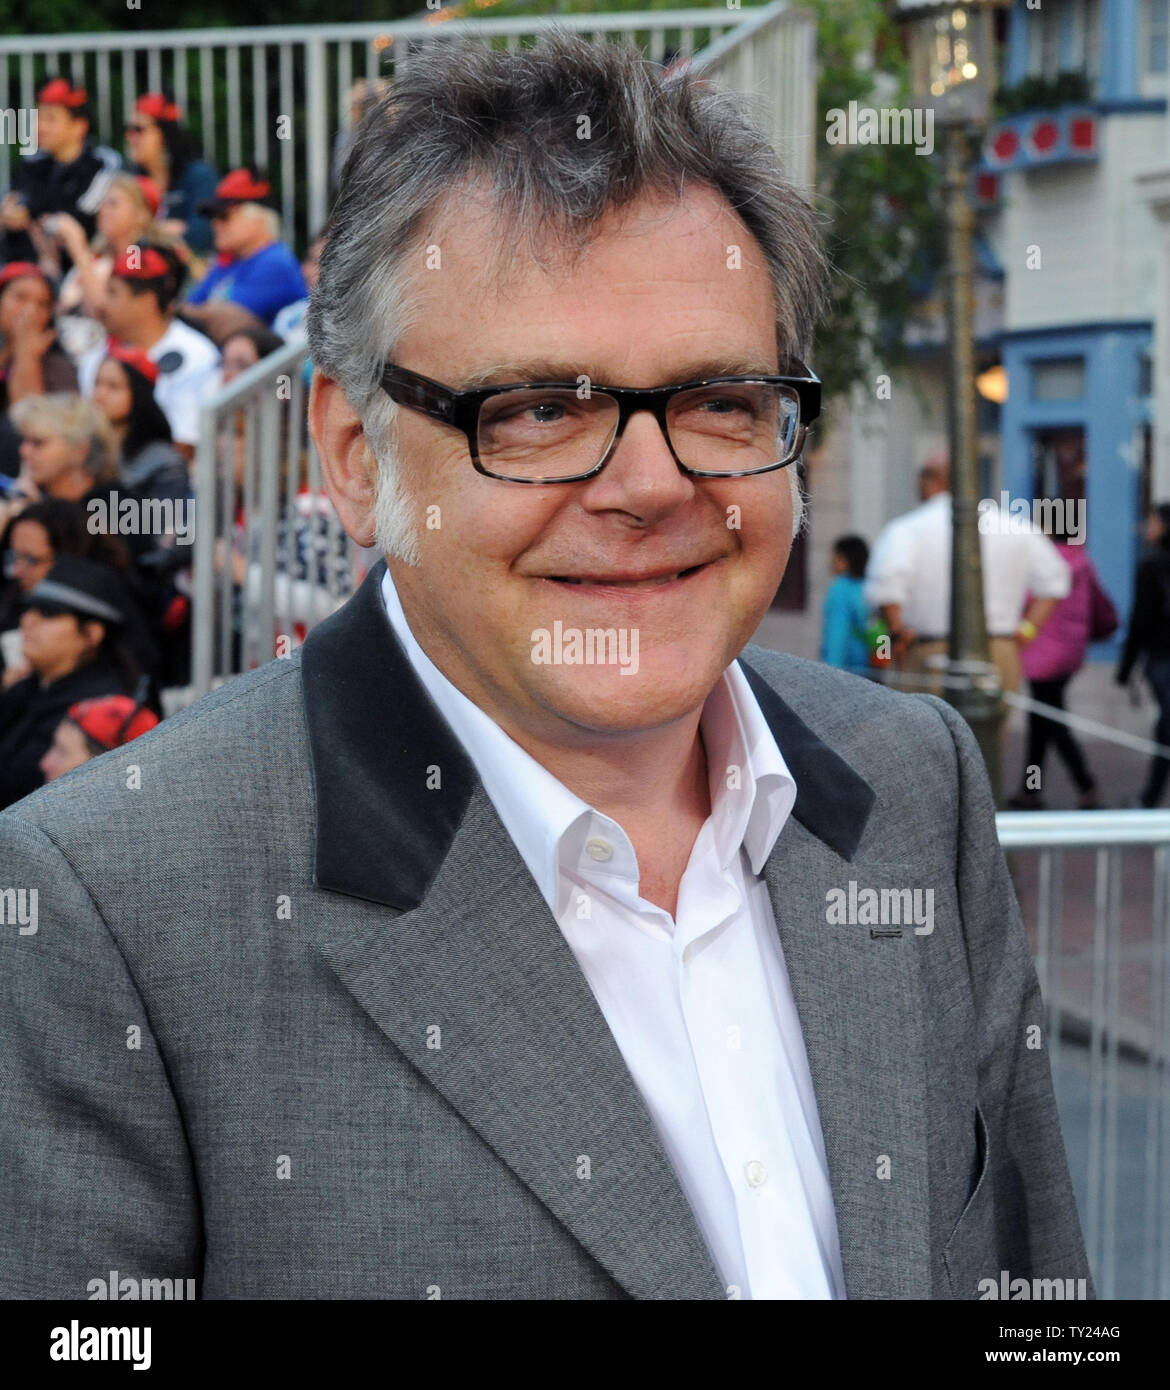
<box><xmin>996</xmin><ymin>809</ymin><xmax>1170</xmax><ymax>1299</ymax></box>
<box><xmin>0</xmin><ymin>4</ymin><xmax>813</xmax><ymax>247</ymax></box>
<box><xmin>191</xmin><ymin>338</ymin><xmax>364</xmax><ymax>698</ymax></box>
<box><xmin>689</xmin><ymin>0</ymin><xmax>817</xmax><ymax>190</ymax></box>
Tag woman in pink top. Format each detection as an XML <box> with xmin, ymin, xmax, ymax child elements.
<box><xmin>1010</xmin><ymin>538</ymin><xmax>1112</xmax><ymax>810</ymax></box>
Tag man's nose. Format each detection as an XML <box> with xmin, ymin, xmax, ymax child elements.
<box><xmin>580</xmin><ymin>407</ymin><xmax>694</xmax><ymax>523</ymax></box>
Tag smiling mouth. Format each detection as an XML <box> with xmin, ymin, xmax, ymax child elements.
<box><xmin>548</xmin><ymin>564</ymin><xmax>708</xmax><ymax>589</ymax></box>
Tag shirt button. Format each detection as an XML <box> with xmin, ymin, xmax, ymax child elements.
<box><xmin>585</xmin><ymin>837</ymin><xmax>614</xmax><ymax>863</ymax></box>
<box><xmin>744</xmin><ymin>1160</ymin><xmax>768</xmax><ymax>1188</ymax></box>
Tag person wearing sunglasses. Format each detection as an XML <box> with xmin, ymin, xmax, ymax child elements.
<box><xmin>0</xmin><ymin>498</ymin><xmax>91</xmax><ymax>683</ymax></box>
<box><xmin>0</xmin><ymin>555</ymin><xmax>139</xmax><ymax>808</ymax></box>
<box><xmin>124</xmin><ymin>92</ymin><xmax>219</xmax><ymax>256</ymax></box>
<box><xmin>0</xmin><ymin>37</ymin><xmax>1088</xmax><ymax>1303</ymax></box>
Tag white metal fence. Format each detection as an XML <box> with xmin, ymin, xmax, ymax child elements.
<box><xmin>998</xmin><ymin>809</ymin><xmax>1170</xmax><ymax>1300</ymax></box>
<box><xmin>1</xmin><ymin>2</ymin><xmax>816</xmax><ymax>250</ymax></box>
<box><xmin>190</xmin><ymin>338</ymin><xmax>365</xmax><ymax>696</ymax></box>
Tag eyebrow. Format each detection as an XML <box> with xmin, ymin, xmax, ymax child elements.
<box><xmin>454</xmin><ymin>356</ymin><xmax>781</xmax><ymax>389</ymax></box>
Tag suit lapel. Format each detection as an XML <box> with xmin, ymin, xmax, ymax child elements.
<box><xmin>316</xmin><ymin>784</ymin><xmax>728</xmax><ymax>1300</ymax></box>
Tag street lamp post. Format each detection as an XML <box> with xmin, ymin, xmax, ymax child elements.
<box><xmin>895</xmin><ymin>0</ymin><xmax>1007</xmax><ymax>802</ymax></box>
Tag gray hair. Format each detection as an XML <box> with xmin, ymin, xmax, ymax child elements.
<box><xmin>307</xmin><ymin>32</ymin><xmax>826</xmax><ymax>561</ymax></box>
<box><xmin>10</xmin><ymin>392</ymin><xmax>119</xmax><ymax>483</ymax></box>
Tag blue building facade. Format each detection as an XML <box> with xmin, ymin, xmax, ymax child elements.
<box><xmin>983</xmin><ymin>0</ymin><xmax>1164</xmax><ymax>651</ymax></box>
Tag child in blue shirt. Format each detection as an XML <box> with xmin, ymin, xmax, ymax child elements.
<box><xmin>820</xmin><ymin>534</ymin><xmax>874</xmax><ymax>677</ymax></box>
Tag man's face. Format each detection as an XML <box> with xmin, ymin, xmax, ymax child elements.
<box><xmin>212</xmin><ymin>204</ymin><xmax>255</xmax><ymax>257</ymax></box>
<box><xmin>101</xmin><ymin>277</ymin><xmax>143</xmax><ymax>339</ymax></box>
<box><xmin>36</xmin><ymin>105</ymin><xmax>83</xmax><ymax>159</ymax></box>
<box><xmin>383</xmin><ymin>184</ymin><xmax>793</xmax><ymax>746</ymax></box>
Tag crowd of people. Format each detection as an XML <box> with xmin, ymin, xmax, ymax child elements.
<box><xmin>0</xmin><ymin>78</ymin><xmax>326</xmax><ymax>808</ymax></box>
<box><xmin>820</xmin><ymin>461</ymin><xmax>1170</xmax><ymax>810</ymax></box>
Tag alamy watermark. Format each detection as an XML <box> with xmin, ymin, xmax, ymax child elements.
<box><xmin>87</xmin><ymin>1270</ymin><xmax>196</xmax><ymax>1300</ymax></box>
<box><xmin>978</xmin><ymin>491</ymin><xmax>1085</xmax><ymax>544</ymax></box>
<box><xmin>49</xmin><ymin>1321</ymin><xmax>151</xmax><ymax>1370</ymax></box>
<box><xmin>979</xmin><ymin>1270</ymin><xmax>1090</xmax><ymax>1300</ymax></box>
<box><xmin>531</xmin><ymin>621</ymin><xmax>639</xmax><ymax>676</ymax></box>
<box><xmin>825</xmin><ymin>101</ymin><xmax>934</xmax><ymax>157</ymax></box>
<box><xmin>0</xmin><ymin>108</ymin><xmax>38</xmax><ymax>156</ymax></box>
<box><xmin>0</xmin><ymin>886</ymin><xmax>37</xmax><ymax>935</ymax></box>
<box><xmin>87</xmin><ymin>492</ymin><xmax>194</xmax><ymax>546</ymax></box>
<box><xmin>825</xmin><ymin>880</ymin><xmax>934</xmax><ymax>935</ymax></box>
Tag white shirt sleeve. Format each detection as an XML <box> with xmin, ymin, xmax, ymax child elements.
<box><xmin>1024</xmin><ymin>532</ymin><xmax>1072</xmax><ymax>601</ymax></box>
<box><xmin>864</xmin><ymin>518</ymin><xmax>913</xmax><ymax>609</ymax></box>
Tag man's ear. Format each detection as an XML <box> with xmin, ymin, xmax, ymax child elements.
<box><xmin>309</xmin><ymin>370</ymin><xmax>378</xmax><ymax>548</ymax></box>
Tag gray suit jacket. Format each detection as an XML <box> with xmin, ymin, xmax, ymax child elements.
<box><xmin>0</xmin><ymin>561</ymin><xmax>1091</xmax><ymax>1299</ymax></box>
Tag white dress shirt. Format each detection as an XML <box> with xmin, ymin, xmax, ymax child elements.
<box><xmin>865</xmin><ymin>491</ymin><xmax>1071</xmax><ymax>637</ymax></box>
<box><xmin>380</xmin><ymin>570</ymin><xmax>846</xmax><ymax>1300</ymax></box>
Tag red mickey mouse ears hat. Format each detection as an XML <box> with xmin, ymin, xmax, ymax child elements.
<box><xmin>66</xmin><ymin>694</ymin><xmax>159</xmax><ymax>752</ymax></box>
<box><xmin>38</xmin><ymin>78</ymin><xmax>88</xmax><ymax>110</ymax></box>
<box><xmin>111</xmin><ymin>244</ymin><xmax>174</xmax><ymax>282</ymax></box>
<box><xmin>197</xmin><ymin>167</ymin><xmax>274</xmax><ymax>217</ymax></box>
<box><xmin>0</xmin><ymin>261</ymin><xmax>49</xmax><ymax>293</ymax></box>
<box><xmin>135</xmin><ymin>92</ymin><xmax>182</xmax><ymax>123</ymax></box>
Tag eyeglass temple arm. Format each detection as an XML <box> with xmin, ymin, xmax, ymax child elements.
<box><xmin>380</xmin><ymin>365</ymin><xmax>457</xmax><ymax>424</ymax></box>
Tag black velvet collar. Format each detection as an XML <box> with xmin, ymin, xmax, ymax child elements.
<box><xmin>300</xmin><ymin>561</ymin><xmax>875</xmax><ymax>909</ymax></box>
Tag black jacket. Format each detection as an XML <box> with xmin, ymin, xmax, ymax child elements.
<box><xmin>0</xmin><ymin>653</ymin><xmax>130</xmax><ymax>809</ymax></box>
<box><xmin>0</xmin><ymin>142</ymin><xmax>121</xmax><ymax>264</ymax></box>
<box><xmin>1118</xmin><ymin>546</ymin><xmax>1170</xmax><ymax>683</ymax></box>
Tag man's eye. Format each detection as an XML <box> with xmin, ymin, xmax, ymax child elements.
<box><xmin>490</xmin><ymin>396</ymin><xmax>577</xmax><ymax>427</ymax></box>
<box><xmin>681</xmin><ymin>393</ymin><xmax>760</xmax><ymax>421</ymax></box>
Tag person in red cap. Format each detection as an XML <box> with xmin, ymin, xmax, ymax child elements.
<box><xmin>77</xmin><ymin>241</ymin><xmax>221</xmax><ymax>458</ymax></box>
<box><xmin>39</xmin><ymin>691</ymin><xmax>159</xmax><ymax>784</ymax></box>
<box><xmin>0</xmin><ymin>79</ymin><xmax>121</xmax><ymax>270</ymax></box>
<box><xmin>183</xmin><ymin>167</ymin><xmax>307</xmax><ymax>329</ymax></box>
<box><xmin>125</xmin><ymin>93</ymin><xmax>219</xmax><ymax>256</ymax></box>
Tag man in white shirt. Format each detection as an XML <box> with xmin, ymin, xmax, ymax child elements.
<box><xmin>77</xmin><ymin>243</ymin><xmax>222</xmax><ymax>457</ymax></box>
<box><xmin>866</xmin><ymin>457</ymin><xmax>1071</xmax><ymax>698</ymax></box>
<box><xmin>0</xmin><ymin>36</ymin><xmax>1090</xmax><ymax>1301</ymax></box>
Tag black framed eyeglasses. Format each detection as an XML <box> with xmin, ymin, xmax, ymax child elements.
<box><xmin>378</xmin><ymin>359</ymin><xmax>821</xmax><ymax>484</ymax></box>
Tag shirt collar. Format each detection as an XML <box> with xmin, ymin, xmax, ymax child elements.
<box><xmin>380</xmin><ymin>569</ymin><xmax>796</xmax><ymax>911</ymax></box>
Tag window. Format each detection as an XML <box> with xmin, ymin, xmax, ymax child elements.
<box><xmin>1022</xmin><ymin>0</ymin><xmax>1100</xmax><ymax>97</ymax></box>
<box><xmin>1139</xmin><ymin>352</ymin><xmax>1154</xmax><ymax>397</ymax></box>
<box><xmin>1031</xmin><ymin>427</ymin><xmax>1087</xmax><ymax>509</ymax></box>
<box><xmin>1073</xmin><ymin>0</ymin><xmax>1102</xmax><ymax>82</ymax></box>
<box><xmin>1145</xmin><ymin>0</ymin><xmax>1170</xmax><ymax>76</ymax></box>
<box><xmin>1030</xmin><ymin>3</ymin><xmax>1064</xmax><ymax>78</ymax></box>
<box><xmin>1031</xmin><ymin>357</ymin><xmax>1086</xmax><ymax>401</ymax></box>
